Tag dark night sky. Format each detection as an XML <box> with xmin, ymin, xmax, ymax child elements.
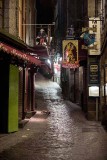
<box><xmin>36</xmin><ymin>0</ymin><xmax>55</xmax><ymax>24</ymax></box>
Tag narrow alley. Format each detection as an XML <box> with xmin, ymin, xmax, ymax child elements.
<box><xmin>0</xmin><ymin>73</ymin><xmax>107</xmax><ymax>160</ymax></box>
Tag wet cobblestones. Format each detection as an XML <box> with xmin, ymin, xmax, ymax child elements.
<box><xmin>0</xmin><ymin>74</ymin><xmax>107</xmax><ymax>160</ymax></box>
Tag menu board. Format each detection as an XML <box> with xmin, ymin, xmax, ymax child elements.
<box><xmin>88</xmin><ymin>63</ymin><xmax>99</xmax><ymax>84</ymax></box>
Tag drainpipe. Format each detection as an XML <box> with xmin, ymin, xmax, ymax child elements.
<box><xmin>67</xmin><ymin>0</ymin><xmax>68</xmax><ymax>28</ymax></box>
<box><xmin>22</xmin><ymin>67</ymin><xmax>25</xmax><ymax>119</ymax></box>
<box><xmin>74</xmin><ymin>68</ymin><xmax>76</xmax><ymax>102</ymax></box>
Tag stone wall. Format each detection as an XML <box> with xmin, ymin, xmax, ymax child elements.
<box><xmin>3</xmin><ymin>0</ymin><xmax>18</xmax><ymax>36</ymax></box>
<box><xmin>88</xmin><ymin>0</ymin><xmax>95</xmax><ymax>17</ymax></box>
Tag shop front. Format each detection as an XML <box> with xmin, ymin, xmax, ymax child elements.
<box><xmin>61</xmin><ymin>39</ymin><xmax>87</xmax><ymax>111</ymax></box>
<box><xmin>0</xmin><ymin>33</ymin><xmax>41</xmax><ymax>133</ymax></box>
<box><xmin>100</xmin><ymin>46</ymin><xmax>107</xmax><ymax>126</ymax></box>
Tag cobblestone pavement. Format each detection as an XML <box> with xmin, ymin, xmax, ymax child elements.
<box><xmin>0</xmin><ymin>73</ymin><xmax>107</xmax><ymax>160</ymax></box>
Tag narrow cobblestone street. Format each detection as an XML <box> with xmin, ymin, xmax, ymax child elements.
<box><xmin>0</xmin><ymin>73</ymin><xmax>107</xmax><ymax>160</ymax></box>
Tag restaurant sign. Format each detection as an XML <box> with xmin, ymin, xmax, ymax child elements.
<box><xmin>0</xmin><ymin>42</ymin><xmax>41</xmax><ymax>66</ymax></box>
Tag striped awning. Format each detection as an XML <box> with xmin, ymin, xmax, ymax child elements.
<box><xmin>0</xmin><ymin>42</ymin><xmax>41</xmax><ymax>66</ymax></box>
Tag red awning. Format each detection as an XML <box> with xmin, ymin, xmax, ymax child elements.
<box><xmin>28</xmin><ymin>45</ymin><xmax>49</xmax><ymax>58</ymax></box>
<box><xmin>0</xmin><ymin>42</ymin><xmax>41</xmax><ymax>66</ymax></box>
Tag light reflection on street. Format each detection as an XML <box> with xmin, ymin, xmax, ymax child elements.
<box><xmin>0</xmin><ymin>73</ymin><xmax>107</xmax><ymax>160</ymax></box>
<box><xmin>30</xmin><ymin>117</ymin><xmax>45</xmax><ymax>122</ymax></box>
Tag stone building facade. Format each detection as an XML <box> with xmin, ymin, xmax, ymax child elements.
<box><xmin>0</xmin><ymin>0</ymin><xmax>37</xmax><ymax>45</ymax></box>
<box><xmin>0</xmin><ymin>0</ymin><xmax>41</xmax><ymax>133</ymax></box>
<box><xmin>55</xmin><ymin>0</ymin><xmax>107</xmax><ymax>122</ymax></box>
<box><xmin>99</xmin><ymin>0</ymin><xmax>107</xmax><ymax>125</ymax></box>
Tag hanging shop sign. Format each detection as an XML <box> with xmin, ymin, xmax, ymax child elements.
<box><xmin>88</xmin><ymin>17</ymin><xmax>101</xmax><ymax>55</ymax></box>
<box><xmin>82</xmin><ymin>32</ymin><xmax>95</xmax><ymax>46</ymax></box>
<box><xmin>36</xmin><ymin>29</ymin><xmax>48</xmax><ymax>46</ymax></box>
<box><xmin>0</xmin><ymin>42</ymin><xmax>41</xmax><ymax>66</ymax></box>
<box><xmin>62</xmin><ymin>40</ymin><xmax>79</xmax><ymax>69</ymax></box>
<box><xmin>66</xmin><ymin>25</ymin><xmax>75</xmax><ymax>39</ymax></box>
<box><xmin>81</xmin><ymin>17</ymin><xmax>101</xmax><ymax>55</ymax></box>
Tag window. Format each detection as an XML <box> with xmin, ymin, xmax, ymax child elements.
<box><xmin>18</xmin><ymin>0</ymin><xmax>26</xmax><ymax>41</ymax></box>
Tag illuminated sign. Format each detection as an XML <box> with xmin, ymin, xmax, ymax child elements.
<box><xmin>89</xmin><ymin>86</ymin><xmax>99</xmax><ymax>97</ymax></box>
<box><xmin>62</xmin><ymin>40</ymin><xmax>79</xmax><ymax>69</ymax></box>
